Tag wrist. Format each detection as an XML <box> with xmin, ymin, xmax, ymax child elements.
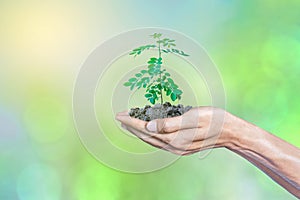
<box><xmin>221</xmin><ymin>112</ymin><xmax>262</xmax><ymax>150</ymax></box>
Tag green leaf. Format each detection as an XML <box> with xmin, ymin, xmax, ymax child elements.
<box><xmin>170</xmin><ymin>93</ymin><xmax>177</xmax><ymax>101</ymax></box>
<box><xmin>165</xmin><ymin>72</ymin><xmax>170</xmax><ymax>76</ymax></box>
<box><xmin>157</xmin><ymin>84</ymin><xmax>162</xmax><ymax>90</ymax></box>
<box><xmin>149</xmin><ymin>89</ymin><xmax>155</xmax><ymax>94</ymax></box>
<box><xmin>141</xmin><ymin>70</ymin><xmax>148</xmax><ymax>74</ymax></box>
<box><xmin>154</xmin><ymin>69</ymin><xmax>160</xmax><ymax>74</ymax></box>
<box><xmin>129</xmin><ymin>78</ymin><xmax>137</xmax><ymax>82</ymax></box>
<box><xmin>130</xmin><ymin>83</ymin><xmax>135</xmax><ymax>90</ymax></box>
<box><xmin>130</xmin><ymin>45</ymin><xmax>157</xmax><ymax>57</ymax></box>
<box><xmin>173</xmin><ymin>89</ymin><xmax>183</xmax><ymax>95</ymax></box>
<box><xmin>141</xmin><ymin>77</ymin><xmax>147</xmax><ymax>82</ymax></box>
<box><xmin>148</xmin><ymin>60</ymin><xmax>156</xmax><ymax>64</ymax></box>
<box><xmin>167</xmin><ymin>78</ymin><xmax>174</xmax><ymax>84</ymax></box>
<box><xmin>145</xmin><ymin>93</ymin><xmax>152</xmax><ymax>98</ymax></box>
<box><xmin>123</xmin><ymin>82</ymin><xmax>132</xmax><ymax>87</ymax></box>
<box><xmin>149</xmin><ymin>98</ymin><xmax>155</xmax><ymax>104</ymax></box>
<box><xmin>136</xmin><ymin>81</ymin><xmax>142</xmax><ymax>87</ymax></box>
<box><xmin>148</xmin><ymin>64</ymin><xmax>155</xmax><ymax>68</ymax></box>
<box><xmin>180</xmin><ymin>51</ymin><xmax>189</xmax><ymax>56</ymax></box>
<box><xmin>148</xmin><ymin>68</ymin><xmax>155</xmax><ymax>74</ymax></box>
<box><xmin>166</xmin><ymin>89</ymin><xmax>172</xmax><ymax>96</ymax></box>
<box><xmin>171</xmin><ymin>48</ymin><xmax>189</xmax><ymax>56</ymax></box>
<box><xmin>135</xmin><ymin>73</ymin><xmax>142</xmax><ymax>77</ymax></box>
<box><xmin>150</xmin><ymin>33</ymin><xmax>160</xmax><ymax>39</ymax></box>
<box><xmin>141</xmin><ymin>77</ymin><xmax>150</xmax><ymax>84</ymax></box>
<box><xmin>163</xmin><ymin>85</ymin><xmax>166</xmax><ymax>90</ymax></box>
<box><xmin>173</xmin><ymin>84</ymin><xmax>178</xmax><ymax>89</ymax></box>
<box><xmin>146</xmin><ymin>77</ymin><xmax>150</xmax><ymax>83</ymax></box>
<box><xmin>152</xmin><ymin>92</ymin><xmax>158</xmax><ymax>99</ymax></box>
<box><xmin>143</xmin><ymin>83</ymin><xmax>147</xmax><ymax>88</ymax></box>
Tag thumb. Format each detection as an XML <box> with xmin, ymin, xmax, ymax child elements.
<box><xmin>146</xmin><ymin>120</ymin><xmax>157</xmax><ymax>132</ymax></box>
<box><xmin>146</xmin><ymin>117</ymin><xmax>181</xmax><ymax>133</ymax></box>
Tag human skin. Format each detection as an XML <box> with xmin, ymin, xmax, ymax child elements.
<box><xmin>116</xmin><ymin>107</ymin><xmax>300</xmax><ymax>198</ymax></box>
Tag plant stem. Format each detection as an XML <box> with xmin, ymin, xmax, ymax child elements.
<box><xmin>158</xmin><ymin>38</ymin><xmax>163</xmax><ymax>104</ymax></box>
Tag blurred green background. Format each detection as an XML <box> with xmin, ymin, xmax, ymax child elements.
<box><xmin>1</xmin><ymin>0</ymin><xmax>300</xmax><ymax>199</ymax></box>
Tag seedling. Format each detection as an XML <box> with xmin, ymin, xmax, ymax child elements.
<box><xmin>124</xmin><ymin>33</ymin><xmax>189</xmax><ymax>105</ymax></box>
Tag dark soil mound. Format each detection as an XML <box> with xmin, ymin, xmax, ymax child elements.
<box><xmin>129</xmin><ymin>102</ymin><xmax>192</xmax><ymax>121</ymax></box>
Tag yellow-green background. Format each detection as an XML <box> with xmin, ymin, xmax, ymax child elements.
<box><xmin>1</xmin><ymin>0</ymin><xmax>299</xmax><ymax>199</ymax></box>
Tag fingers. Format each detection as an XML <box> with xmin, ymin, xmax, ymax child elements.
<box><xmin>116</xmin><ymin>113</ymin><xmax>147</xmax><ymax>132</ymax></box>
<box><xmin>145</xmin><ymin>107</ymin><xmax>226</xmax><ymax>134</ymax></box>
<box><xmin>146</xmin><ymin>118</ymin><xmax>177</xmax><ymax>133</ymax></box>
<box><xmin>124</xmin><ymin>125</ymin><xmax>165</xmax><ymax>148</ymax></box>
<box><xmin>121</xmin><ymin>123</ymin><xmax>128</xmax><ymax>130</ymax></box>
<box><xmin>119</xmin><ymin>122</ymin><xmax>217</xmax><ymax>155</ymax></box>
<box><xmin>116</xmin><ymin>111</ymin><xmax>129</xmax><ymax>116</ymax></box>
<box><xmin>122</xmin><ymin>123</ymin><xmax>205</xmax><ymax>152</ymax></box>
<box><xmin>123</xmin><ymin>125</ymin><xmax>189</xmax><ymax>155</ymax></box>
<box><xmin>146</xmin><ymin>113</ymin><xmax>200</xmax><ymax>133</ymax></box>
<box><xmin>117</xmin><ymin>108</ymin><xmax>201</xmax><ymax>134</ymax></box>
<box><xmin>115</xmin><ymin>108</ymin><xmax>224</xmax><ymax>156</ymax></box>
<box><xmin>117</xmin><ymin>107</ymin><xmax>225</xmax><ymax>134</ymax></box>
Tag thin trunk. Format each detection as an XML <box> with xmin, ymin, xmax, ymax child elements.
<box><xmin>158</xmin><ymin>39</ymin><xmax>163</xmax><ymax>104</ymax></box>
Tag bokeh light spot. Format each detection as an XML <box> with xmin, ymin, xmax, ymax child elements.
<box><xmin>23</xmin><ymin>96</ymin><xmax>68</xmax><ymax>143</ymax></box>
<box><xmin>17</xmin><ymin>164</ymin><xmax>61</xmax><ymax>200</ymax></box>
<box><xmin>0</xmin><ymin>109</ymin><xmax>21</xmax><ymax>144</ymax></box>
<box><xmin>74</xmin><ymin>160</ymin><xmax>120</xmax><ymax>200</ymax></box>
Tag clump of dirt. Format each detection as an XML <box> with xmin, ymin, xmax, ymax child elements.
<box><xmin>129</xmin><ymin>102</ymin><xmax>192</xmax><ymax>121</ymax></box>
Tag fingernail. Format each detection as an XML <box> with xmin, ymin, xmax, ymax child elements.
<box><xmin>146</xmin><ymin>121</ymin><xmax>157</xmax><ymax>132</ymax></box>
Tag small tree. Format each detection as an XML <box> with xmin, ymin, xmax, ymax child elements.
<box><xmin>124</xmin><ymin>33</ymin><xmax>189</xmax><ymax>105</ymax></box>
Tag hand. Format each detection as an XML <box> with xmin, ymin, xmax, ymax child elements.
<box><xmin>117</xmin><ymin>107</ymin><xmax>300</xmax><ymax>197</ymax></box>
<box><xmin>116</xmin><ymin>107</ymin><xmax>235</xmax><ymax>155</ymax></box>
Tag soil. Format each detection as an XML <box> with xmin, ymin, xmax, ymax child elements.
<box><xmin>129</xmin><ymin>102</ymin><xmax>192</xmax><ymax>121</ymax></box>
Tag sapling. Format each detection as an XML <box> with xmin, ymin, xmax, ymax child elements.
<box><xmin>123</xmin><ymin>33</ymin><xmax>189</xmax><ymax>105</ymax></box>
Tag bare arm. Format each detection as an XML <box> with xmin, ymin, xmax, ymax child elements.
<box><xmin>116</xmin><ymin>107</ymin><xmax>300</xmax><ymax>198</ymax></box>
<box><xmin>226</xmin><ymin>115</ymin><xmax>300</xmax><ymax>197</ymax></box>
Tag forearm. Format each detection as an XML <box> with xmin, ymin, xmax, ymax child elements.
<box><xmin>224</xmin><ymin>115</ymin><xmax>300</xmax><ymax>198</ymax></box>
